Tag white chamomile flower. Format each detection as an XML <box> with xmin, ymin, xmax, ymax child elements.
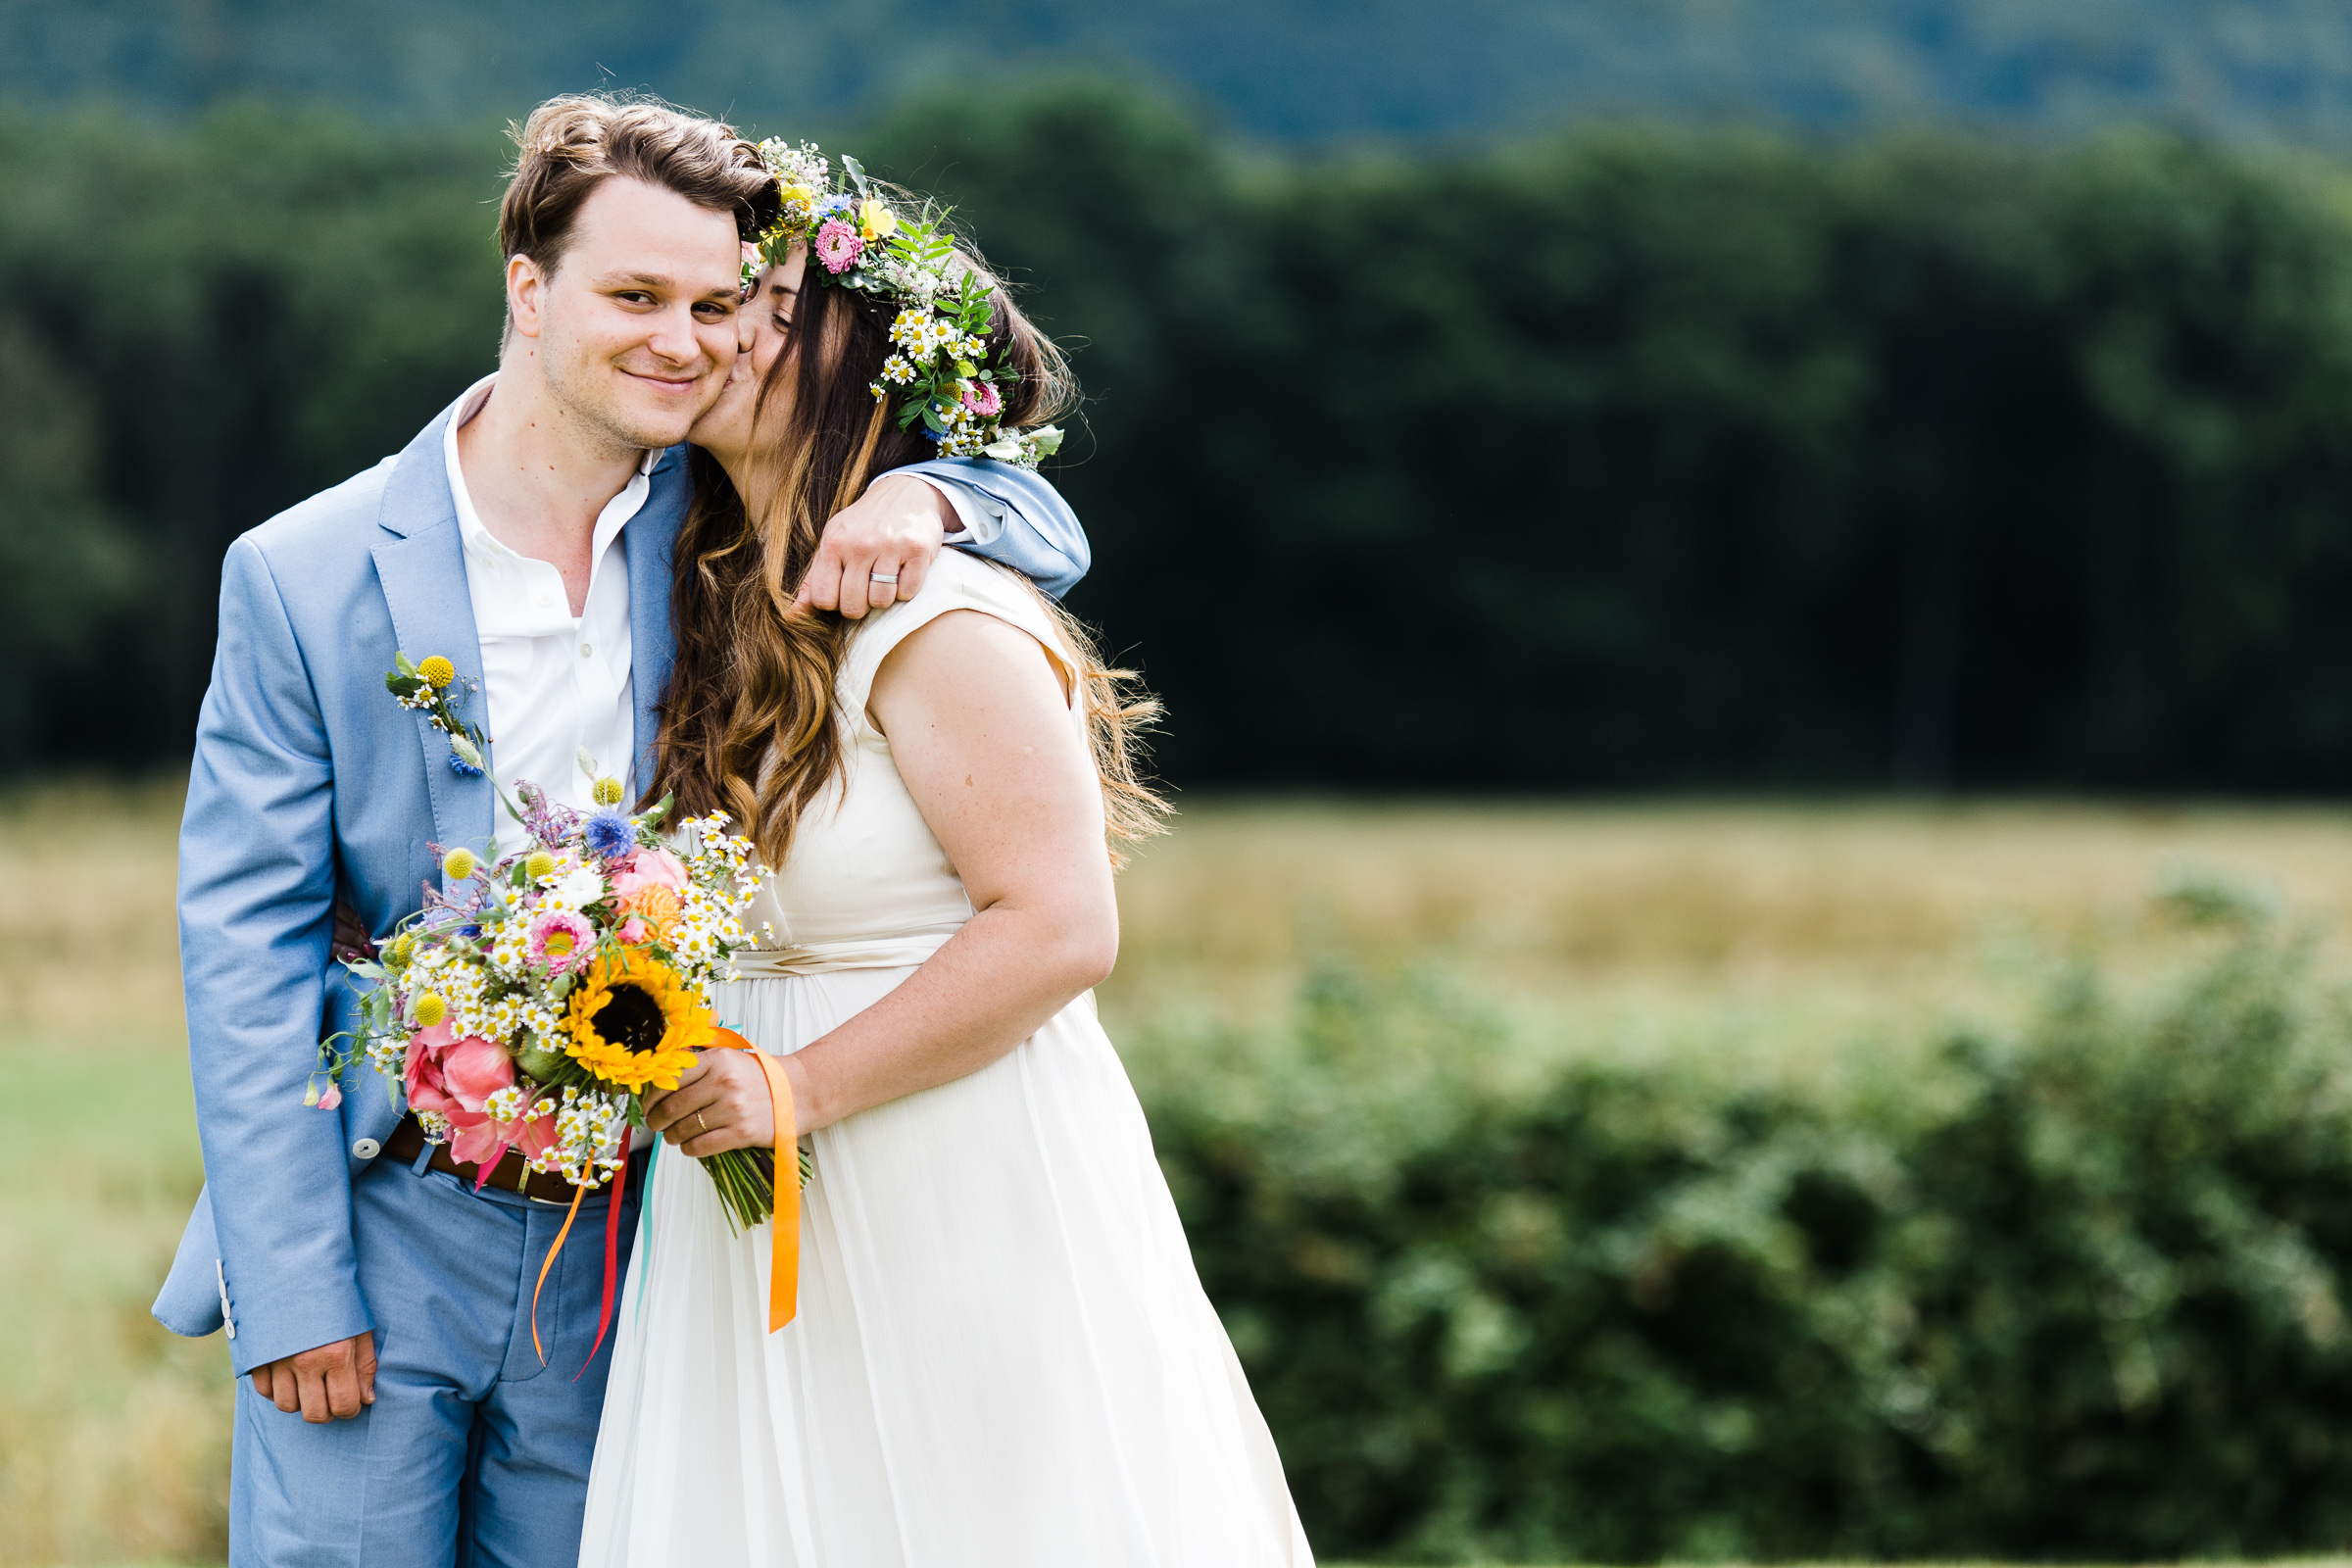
<box><xmin>550</xmin><ymin>866</ymin><xmax>605</xmax><ymax>907</ymax></box>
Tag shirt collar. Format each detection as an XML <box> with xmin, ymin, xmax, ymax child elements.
<box><xmin>443</xmin><ymin>371</ymin><xmax>658</xmax><ymax>570</ymax></box>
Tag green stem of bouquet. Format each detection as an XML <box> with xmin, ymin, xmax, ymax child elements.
<box><xmin>698</xmin><ymin>1145</ymin><xmax>812</xmax><ymax>1238</ymax></box>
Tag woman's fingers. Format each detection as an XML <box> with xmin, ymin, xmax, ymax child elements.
<box><xmin>640</xmin><ymin>1059</ymin><xmax>711</xmax><ymax>1134</ymax></box>
<box><xmin>662</xmin><ymin>1050</ymin><xmax>779</xmax><ymax>1153</ymax></box>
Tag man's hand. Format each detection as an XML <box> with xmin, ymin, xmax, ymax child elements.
<box><xmin>642</xmin><ymin>1047</ymin><xmax>781</xmax><ymax>1155</ymax></box>
<box><xmin>795</xmin><ymin>473</ymin><xmax>954</xmax><ymax>620</ymax></box>
<box><xmin>252</xmin><ymin>1332</ymin><xmax>377</xmax><ymax>1423</ymax></box>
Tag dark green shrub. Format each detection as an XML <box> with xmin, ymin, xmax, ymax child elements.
<box><xmin>1138</xmin><ymin>905</ymin><xmax>2352</xmax><ymax>1561</ymax></box>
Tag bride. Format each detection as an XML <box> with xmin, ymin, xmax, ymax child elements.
<box><xmin>577</xmin><ymin>151</ymin><xmax>1314</xmax><ymax>1566</ymax></box>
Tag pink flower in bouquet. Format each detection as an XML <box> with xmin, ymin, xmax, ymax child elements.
<box><xmin>611</xmin><ymin>846</ymin><xmax>688</xmax><ymax>903</ymax></box>
<box><xmin>527</xmin><ymin>909</ymin><xmax>595</xmax><ymax>975</ymax></box>
<box><xmin>616</xmin><ymin>915</ymin><xmax>650</xmax><ymax>945</ymax></box>
<box><xmin>404</xmin><ymin>1024</ymin><xmax>547</xmax><ymax>1177</ymax></box>
<box><xmin>814</xmin><ymin>219</ymin><xmax>862</xmax><ymax>273</ymax></box>
<box><xmin>405</xmin><ymin>1022</ymin><xmax>508</xmax><ymax>1105</ymax></box>
<box><xmin>317</xmin><ymin>1082</ymin><xmax>343</xmax><ymax>1110</ymax></box>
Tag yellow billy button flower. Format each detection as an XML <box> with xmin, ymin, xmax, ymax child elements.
<box><xmin>386</xmin><ymin>932</ymin><xmax>415</xmax><ymax>967</ymax></box>
<box><xmin>442</xmin><ymin>848</ymin><xmax>478</xmax><ymax>882</ymax></box>
<box><xmin>414</xmin><ymin>993</ymin><xmax>447</xmax><ymax>1029</ymax></box>
<box><xmin>417</xmin><ymin>655</ymin><xmax>457</xmax><ymax>690</ymax></box>
<box><xmin>524</xmin><ymin>849</ymin><xmax>559</xmax><ymax>882</ymax></box>
<box><xmin>858</xmin><ymin>197</ymin><xmax>898</xmax><ymax>242</ymax></box>
<box><xmin>591</xmin><ymin>776</ymin><xmax>626</xmax><ymax>807</ymax></box>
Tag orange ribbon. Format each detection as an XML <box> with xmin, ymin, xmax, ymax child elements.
<box><xmin>715</xmin><ymin>1028</ymin><xmax>801</xmax><ymax>1332</ymax></box>
<box><xmin>529</xmin><ymin>1185</ymin><xmax>586</xmax><ymax>1367</ymax></box>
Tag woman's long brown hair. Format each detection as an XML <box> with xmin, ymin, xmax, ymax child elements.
<box><xmin>647</xmin><ymin>237</ymin><xmax>1170</xmax><ymax>872</ymax></box>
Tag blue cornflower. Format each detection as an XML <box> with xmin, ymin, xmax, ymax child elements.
<box><xmin>582</xmin><ymin>808</ymin><xmax>635</xmax><ymax>861</ymax></box>
<box><xmin>448</xmin><ymin>754</ymin><xmax>484</xmax><ymax>777</ymax></box>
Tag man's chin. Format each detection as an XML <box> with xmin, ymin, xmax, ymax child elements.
<box><xmin>606</xmin><ymin>405</ymin><xmax>700</xmax><ymax>455</ymax></box>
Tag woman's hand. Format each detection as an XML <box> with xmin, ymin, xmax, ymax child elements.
<box><xmin>641</xmin><ymin>1048</ymin><xmax>779</xmax><ymax>1156</ymax></box>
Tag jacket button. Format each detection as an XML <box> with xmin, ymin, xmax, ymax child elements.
<box><xmin>352</xmin><ymin>1138</ymin><xmax>382</xmax><ymax>1159</ymax></box>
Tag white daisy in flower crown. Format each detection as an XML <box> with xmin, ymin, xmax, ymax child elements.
<box><xmin>742</xmin><ymin>140</ymin><xmax>1068</xmax><ymax>467</ymax></box>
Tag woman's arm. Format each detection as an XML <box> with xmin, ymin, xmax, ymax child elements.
<box><xmin>642</xmin><ymin>608</ymin><xmax>1115</xmax><ymax>1152</ymax></box>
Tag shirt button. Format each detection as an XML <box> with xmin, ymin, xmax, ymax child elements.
<box><xmin>580</xmin><ymin>643</ymin><xmax>593</xmax><ymax>658</ymax></box>
<box><xmin>352</xmin><ymin>1138</ymin><xmax>382</xmax><ymax>1159</ymax></box>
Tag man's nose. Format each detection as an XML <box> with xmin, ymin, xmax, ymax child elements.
<box><xmin>647</xmin><ymin>304</ymin><xmax>705</xmax><ymax>368</ymax></box>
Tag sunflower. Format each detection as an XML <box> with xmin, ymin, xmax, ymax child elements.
<box><xmin>563</xmin><ymin>947</ymin><xmax>714</xmax><ymax>1093</ymax></box>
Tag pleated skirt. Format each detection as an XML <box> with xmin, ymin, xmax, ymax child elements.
<box><xmin>578</xmin><ymin>966</ymin><xmax>1314</xmax><ymax>1567</ymax></box>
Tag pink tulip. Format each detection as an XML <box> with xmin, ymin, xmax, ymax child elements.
<box><xmin>404</xmin><ymin>1024</ymin><xmax>536</xmax><ymax>1184</ymax></box>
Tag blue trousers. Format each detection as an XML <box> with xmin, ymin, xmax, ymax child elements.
<box><xmin>228</xmin><ymin>1148</ymin><xmax>642</xmax><ymax>1567</ymax></box>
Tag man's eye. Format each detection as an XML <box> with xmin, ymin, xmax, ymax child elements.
<box><xmin>615</xmin><ymin>291</ymin><xmax>654</xmax><ymax>306</ymax></box>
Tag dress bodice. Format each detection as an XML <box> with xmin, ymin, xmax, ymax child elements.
<box><xmin>734</xmin><ymin>551</ymin><xmax>1077</xmax><ymax>962</ymax></box>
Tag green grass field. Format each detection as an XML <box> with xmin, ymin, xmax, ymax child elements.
<box><xmin>12</xmin><ymin>781</ymin><xmax>2352</xmax><ymax>1565</ymax></box>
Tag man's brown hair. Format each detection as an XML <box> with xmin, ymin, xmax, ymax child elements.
<box><xmin>499</xmin><ymin>95</ymin><xmax>781</xmax><ymax>277</ymax></box>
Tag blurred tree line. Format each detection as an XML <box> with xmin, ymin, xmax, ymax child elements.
<box><xmin>11</xmin><ymin>85</ymin><xmax>2352</xmax><ymax>788</ymax></box>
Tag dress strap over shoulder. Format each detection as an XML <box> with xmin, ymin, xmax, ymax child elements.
<box><xmin>839</xmin><ymin>549</ymin><xmax>1076</xmax><ymax>726</ymax></box>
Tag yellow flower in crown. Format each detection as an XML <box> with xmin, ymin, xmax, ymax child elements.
<box><xmin>563</xmin><ymin>947</ymin><xmax>714</xmax><ymax>1093</ymax></box>
<box><xmin>858</xmin><ymin>197</ymin><xmax>898</xmax><ymax>242</ymax></box>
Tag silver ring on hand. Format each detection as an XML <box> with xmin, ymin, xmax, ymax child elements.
<box><xmin>869</xmin><ymin>571</ymin><xmax>899</xmax><ymax>585</ymax></box>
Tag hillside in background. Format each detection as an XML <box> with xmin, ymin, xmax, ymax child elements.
<box><xmin>15</xmin><ymin>0</ymin><xmax>2352</xmax><ymax>143</ymax></box>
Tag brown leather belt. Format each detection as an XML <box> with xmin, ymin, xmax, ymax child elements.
<box><xmin>383</xmin><ymin>1112</ymin><xmax>606</xmax><ymax>1203</ymax></box>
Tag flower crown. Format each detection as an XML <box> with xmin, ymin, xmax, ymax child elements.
<box><xmin>745</xmin><ymin>140</ymin><xmax>1064</xmax><ymax>468</ymax></box>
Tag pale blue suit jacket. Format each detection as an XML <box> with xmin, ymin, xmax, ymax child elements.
<box><xmin>151</xmin><ymin>395</ymin><xmax>1089</xmax><ymax>1373</ymax></box>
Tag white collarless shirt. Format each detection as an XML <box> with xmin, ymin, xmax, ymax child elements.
<box><xmin>444</xmin><ymin>373</ymin><xmax>649</xmax><ymax>857</ymax></box>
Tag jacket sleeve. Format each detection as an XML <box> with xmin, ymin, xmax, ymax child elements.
<box><xmin>178</xmin><ymin>536</ymin><xmax>371</xmax><ymax>1374</ymax></box>
<box><xmin>895</xmin><ymin>457</ymin><xmax>1092</xmax><ymax>601</ymax></box>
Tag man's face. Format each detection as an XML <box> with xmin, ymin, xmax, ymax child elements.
<box><xmin>507</xmin><ymin>176</ymin><xmax>744</xmax><ymax>454</ymax></box>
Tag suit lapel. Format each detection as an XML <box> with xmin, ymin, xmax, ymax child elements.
<box><xmin>627</xmin><ymin>446</ymin><xmax>692</xmax><ymax>794</ymax></box>
<box><xmin>371</xmin><ymin>404</ymin><xmax>496</xmax><ymax>852</ymax></box>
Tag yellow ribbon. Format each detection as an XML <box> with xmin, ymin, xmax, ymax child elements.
<box><xmin>715</xmin><ymin>1028</ymin><xmax>800</xmax><ymax>1332</ymax></box>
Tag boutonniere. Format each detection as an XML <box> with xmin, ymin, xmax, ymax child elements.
<box><xmin>387</xmin><ymin>652</ymin><xmax>491</xmax><ymax>776</ymax></box>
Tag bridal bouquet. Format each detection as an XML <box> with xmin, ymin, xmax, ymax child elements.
<box><xmin>311</xmin><ymin>656</ymin><xmax>790</xmax><ymax>1235</ymax></box>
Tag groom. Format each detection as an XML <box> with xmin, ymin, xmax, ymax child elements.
<box><xmin>151</xmin><ymin>95</ymin><xmax>1089</xmax><ymax>1567</ymax></box>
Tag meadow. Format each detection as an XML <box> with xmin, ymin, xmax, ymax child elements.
<box><xmin>8</xmin><ymin>782</ymin><xmax>2352</xmax><ymax>1565</ymax></box>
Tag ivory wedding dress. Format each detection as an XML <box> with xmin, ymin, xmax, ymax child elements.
<box><xmin>579</xmin><ymin>551</ymin><xmax>1313</xmax><ymax>1567</ymax></box>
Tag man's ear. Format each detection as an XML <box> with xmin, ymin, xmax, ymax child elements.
<box><xmin>506</xmin><ymin>254</ymin><xmax>548</xmax><ymax>341</ymax></box>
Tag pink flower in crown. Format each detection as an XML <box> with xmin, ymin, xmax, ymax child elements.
<box><xmin>813</xmin><ymin>219</ymin><xmax>862</xmax><ymax>274</ymax></box>
<box><xmin>961</xmin><ymin>380</ymin><xmax>1003</xmax><ymax>418</ymax></box>
<box><xmin>527</xmin><ymin>909</ymin><xmax>595</xmax><ymax>975</ymax></box>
